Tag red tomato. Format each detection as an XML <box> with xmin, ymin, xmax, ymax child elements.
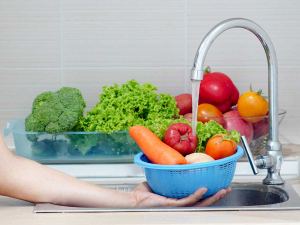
<box><xmin>205</xmin><ymin>134</ymin><xmax>237</xmax><ymax>160</ymax></box>
<box><xmin>197</xmin><ymin>103</ymin><xmax>224</xmax><ymax>126</ymax></box>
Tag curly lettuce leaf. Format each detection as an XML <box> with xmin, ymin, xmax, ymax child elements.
<box><xmin>78</xmin><ymin>79</ymin><xmax>179</xmax><ymax>133</ymax></box>
<box><xmin>229</xmin><ymin>130</ymin><xmax>240</xmax><ymax>144</ymax></box>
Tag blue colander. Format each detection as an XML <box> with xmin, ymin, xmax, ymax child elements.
<box><xmin>134</xmin><ymin>145</ymin><xmax>244</xmax><ymax>199</ymax></box>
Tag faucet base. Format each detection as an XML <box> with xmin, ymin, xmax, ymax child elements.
<box><xmin>262</xmin><ymin>151</ymin><xmax>284</xmax><ymax>185</ymax></box>
<box><xmin>263</xmin><ymin>172</ymin><xmax>285</xmax><ymax>185</ymax></box>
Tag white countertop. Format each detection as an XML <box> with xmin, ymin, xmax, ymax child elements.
<box><xmin>1</xmin><ymin>205</ymin><xmax>300</xmax><ymax>225</ymax></box>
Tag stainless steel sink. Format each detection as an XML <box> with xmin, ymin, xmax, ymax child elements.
<box><xmin>211</xmin><ymin>183</ymin><xmax>289</xmax><ymax>207</ymax></box>
<box><xmin>34</xmin><ymin>182</ymin><xmax>300</xmax><ymax>212</ymax></box>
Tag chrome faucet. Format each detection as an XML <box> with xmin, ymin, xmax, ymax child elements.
<box><xmin>190</xmin><ymin>18</ymin><xmax>284</xmax><ymax>185</ymax></box>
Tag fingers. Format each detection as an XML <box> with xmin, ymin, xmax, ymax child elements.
<box><xmin>195</xmin><ymin>187</ymin><xmax>232</xmax><ymax>207</ymax></box>
<box><xmin>133</xmin><ymin>183</ymin><xmax>232</xmax><ymax>208</ymax></box>
<box><xmin>225</xmin><ymin>186</ymin><xmax>232</xmax><ymax>194</ymax></box>
<box><xmin>165</xmin><ymin>187</ymin><xmax>208</xmax><ymax>207</ymax></box>
<box><xmin>169</xmin><ymin>186</ymin><xmax>232</xmax><ymax>207</ymax></box>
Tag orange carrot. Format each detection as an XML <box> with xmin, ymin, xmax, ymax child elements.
<box><xmin>129</xmin><ymin>126</ymin><xmax>187</xmax><ymax>165</ymax></box>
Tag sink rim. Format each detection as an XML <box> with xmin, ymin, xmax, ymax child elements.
<box><xmin>34</xmin><ymin>182</ymin><xmax>300</xmax><ymax>212</ymax></box>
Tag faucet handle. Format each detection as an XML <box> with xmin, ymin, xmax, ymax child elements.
<box><xmin>240</xmin><ymin>136</ymin><xmax>259</xmax><ymax>175</ymax></box>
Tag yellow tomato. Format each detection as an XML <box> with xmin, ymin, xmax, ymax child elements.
<box><xmin>237</xmin><ymin>86</ymin><xmax>268</xmax><ymax>123</ymax></box>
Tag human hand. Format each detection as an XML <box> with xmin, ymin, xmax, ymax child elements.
<box><xmin>132</xmin><ymin>182</ymin><xmax>231</xmax><ymax>208</ymax></box>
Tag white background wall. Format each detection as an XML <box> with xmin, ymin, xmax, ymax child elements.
<box><xmin>0</xmin><ymin>0</ymin><xmax>299</xmax><ymax>147</ymax></box>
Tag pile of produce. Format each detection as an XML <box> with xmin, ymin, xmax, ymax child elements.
<box><xmin>130</xmin><ymin>123</ymin><xmax>238</xmax><ymax>165</ymax></box>
<box><xmin>177</xmin><ymin>67</ymin><xmax>270</xmax><ymax>146</ymax></box>
<box><xmin>26</xmin><ymin>79</ymin><xmax>240</xmax><ymax>157</ymax></box>
<box><xmin>25</xmin><ymin>66</ymin><xmax>268</xmax><ymax>159</ymax></box>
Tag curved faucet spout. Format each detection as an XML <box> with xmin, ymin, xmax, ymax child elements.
<box><xmin>191</xmin><ymin>18</ymin><xmax>284</xmax><ymax>184</ymax></box>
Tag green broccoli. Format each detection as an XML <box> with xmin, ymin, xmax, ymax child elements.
<box><xmin>25</xmin><ymin>87</ymin><xmax>86</xmax><ymax>134</ymax></box>
<box><xmin>31</xmin><ymin>139</ymin><xmax>57</xmax><ymax>157</ymax></box>
<box><xmin>32</xmin><ymin>91</ymin><xmax>53</xmax><ymax>113</ymax></box>
<box><xmin>31</xmin><ymin>139</ymin><xmax>69</xmax><ymax>157</ymax></box>
<box><xmin>66</xmin><ymin>133</ymin><xmax>101</xmax><ymax>155</ymax></box>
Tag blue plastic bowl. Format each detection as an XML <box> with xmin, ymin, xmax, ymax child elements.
<box><xmin>134</xmin><ymin>146</ymin><xmax>244</xmax><ymax>199</ymax></box>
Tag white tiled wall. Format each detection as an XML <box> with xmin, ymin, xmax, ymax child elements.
<box><xmin>1</xmin><ymin>0</ymin><xmax>299</xmax><ymax>147</ymax></box>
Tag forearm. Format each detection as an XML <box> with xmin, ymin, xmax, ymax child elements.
<box><xmin>0</xmin><ymin>134</ymin><xmax>231</xmax><ymax>208</ymax></box>
<box><xmin>0</xmin><ymin>136</ymin><xmax>136</xmax><ymax>208</ymax></box>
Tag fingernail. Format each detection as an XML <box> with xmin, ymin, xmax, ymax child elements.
<box><xmin>221</xmin><ymin>194</ymin><xmax>225</xmax><ymax>199</ymax></box>
<box><xmin>202</xmin><ymin>189</ymin><xmax>207</xmax><ymax>195</ymax></box>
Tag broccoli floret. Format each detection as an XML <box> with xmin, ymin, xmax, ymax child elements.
<box><xmin>31</xmin><ymin>139</ymin><xmax>69</xmax><ymax>157</ymax></box>
<box><xmin>66</xmin><ymin>132</ymin><xmax>110</xmax><ymax>156</ymax></box>
<box><xmin>25</xmin><ymin>87</ymin><xmax>86</xmax><ymax>134</ymax></box>
<box><xmin>32</xmin><ymin>91</ymin><xmax>53</xmax><ymax>113</ymax></box>
<box><xmin>31</xmin><ymin>139</ymin><xmax>57</xmax><ymax>157</ymax></box>
<box><xmin>67</xmin><ymin>133</ymin><xmax>101</xmax><ymax>156</ymax></box>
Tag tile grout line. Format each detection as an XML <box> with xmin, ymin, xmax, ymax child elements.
<box><xmin>0</xmin><ymin>66</ymin><xmax>299</xmax><ymax>71</ymax></box>
<box><xmin>0</xmin><ymin>68</ymin><xmax>62</xmax><ymax>71</ymax></box>
<box><xmin>184</xmin><ymin>0</ymin><xmax>187</xmax><ymax>93</ymax></box>
<box><xmin>60</xmin><ymin>0</ymin><xmax>64</xmax><ymax>87</ymax></box>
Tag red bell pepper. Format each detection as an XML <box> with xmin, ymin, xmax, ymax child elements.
<box><xmin>163</xmin><ymin>123</ymin><xmax>197</xmax><ymax>155</ymax></box>
<box><xmin>198</xmin><ymin>67</ymin><xmax>239</xmax><ymax>113</ymax></box>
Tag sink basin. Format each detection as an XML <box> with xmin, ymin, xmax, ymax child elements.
<box><xmin>34</xmin><ymin>182</ymin><xmax>300</xmax><ymax>212</ymax></box>
<box><xmin>211</xmin><ymin>183</ymin><xmax>289</xmax><ymax>207</ymax></box>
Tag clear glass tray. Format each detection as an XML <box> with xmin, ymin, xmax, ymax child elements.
<box><xmin>4</xmin><ymin>120</ymin><xmax>141</xmax><ymax>164</ymax></box>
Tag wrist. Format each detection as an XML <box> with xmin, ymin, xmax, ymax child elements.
<box><xmin>126</xmin><ymin>191</ymin><xmax>138</xmax><ymax>208</ymax></box>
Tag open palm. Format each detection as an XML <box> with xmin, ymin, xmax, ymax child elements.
<box><xmin>132</xmin><ymin>182</ymin><xmax>231</xmax><ymax>208</ymax></box>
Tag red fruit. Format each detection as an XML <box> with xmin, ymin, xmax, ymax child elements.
<box><xmin>198</xmin><ymin>67</ymin><xmax>239</xmax><ymax>113</ymax></box>
<box><xmin>253</xmin><ymin>119</ymin><xmax>269</xmax><ymax>140</ymax></box>
<box><xmin>183</xmin><ymin>113</ymin><xmax>193</xmax><ymax>122</ymax></box>
<box><xmin>229</xmin><ymin>106</ymin><xmax>238</xmax><ymax>111</ymax></box>
<box><xmin>266</xmin><ymin>111</ymin><xmax>270</xmax><ymax>124</ymax></box>
<box><xmin>223</xmin><ymin>111</ymin><xmax>254</xmax><ymax>144</ymax></box>
<box><xmin>163</xmin><ymin>123</ymin><xmax>197</xmax><ymax>155</ymax></box>
<box><xmin>175</xmin><ymin>94</ymin><xmax>192</xmax><ymax>115</ymax></box>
